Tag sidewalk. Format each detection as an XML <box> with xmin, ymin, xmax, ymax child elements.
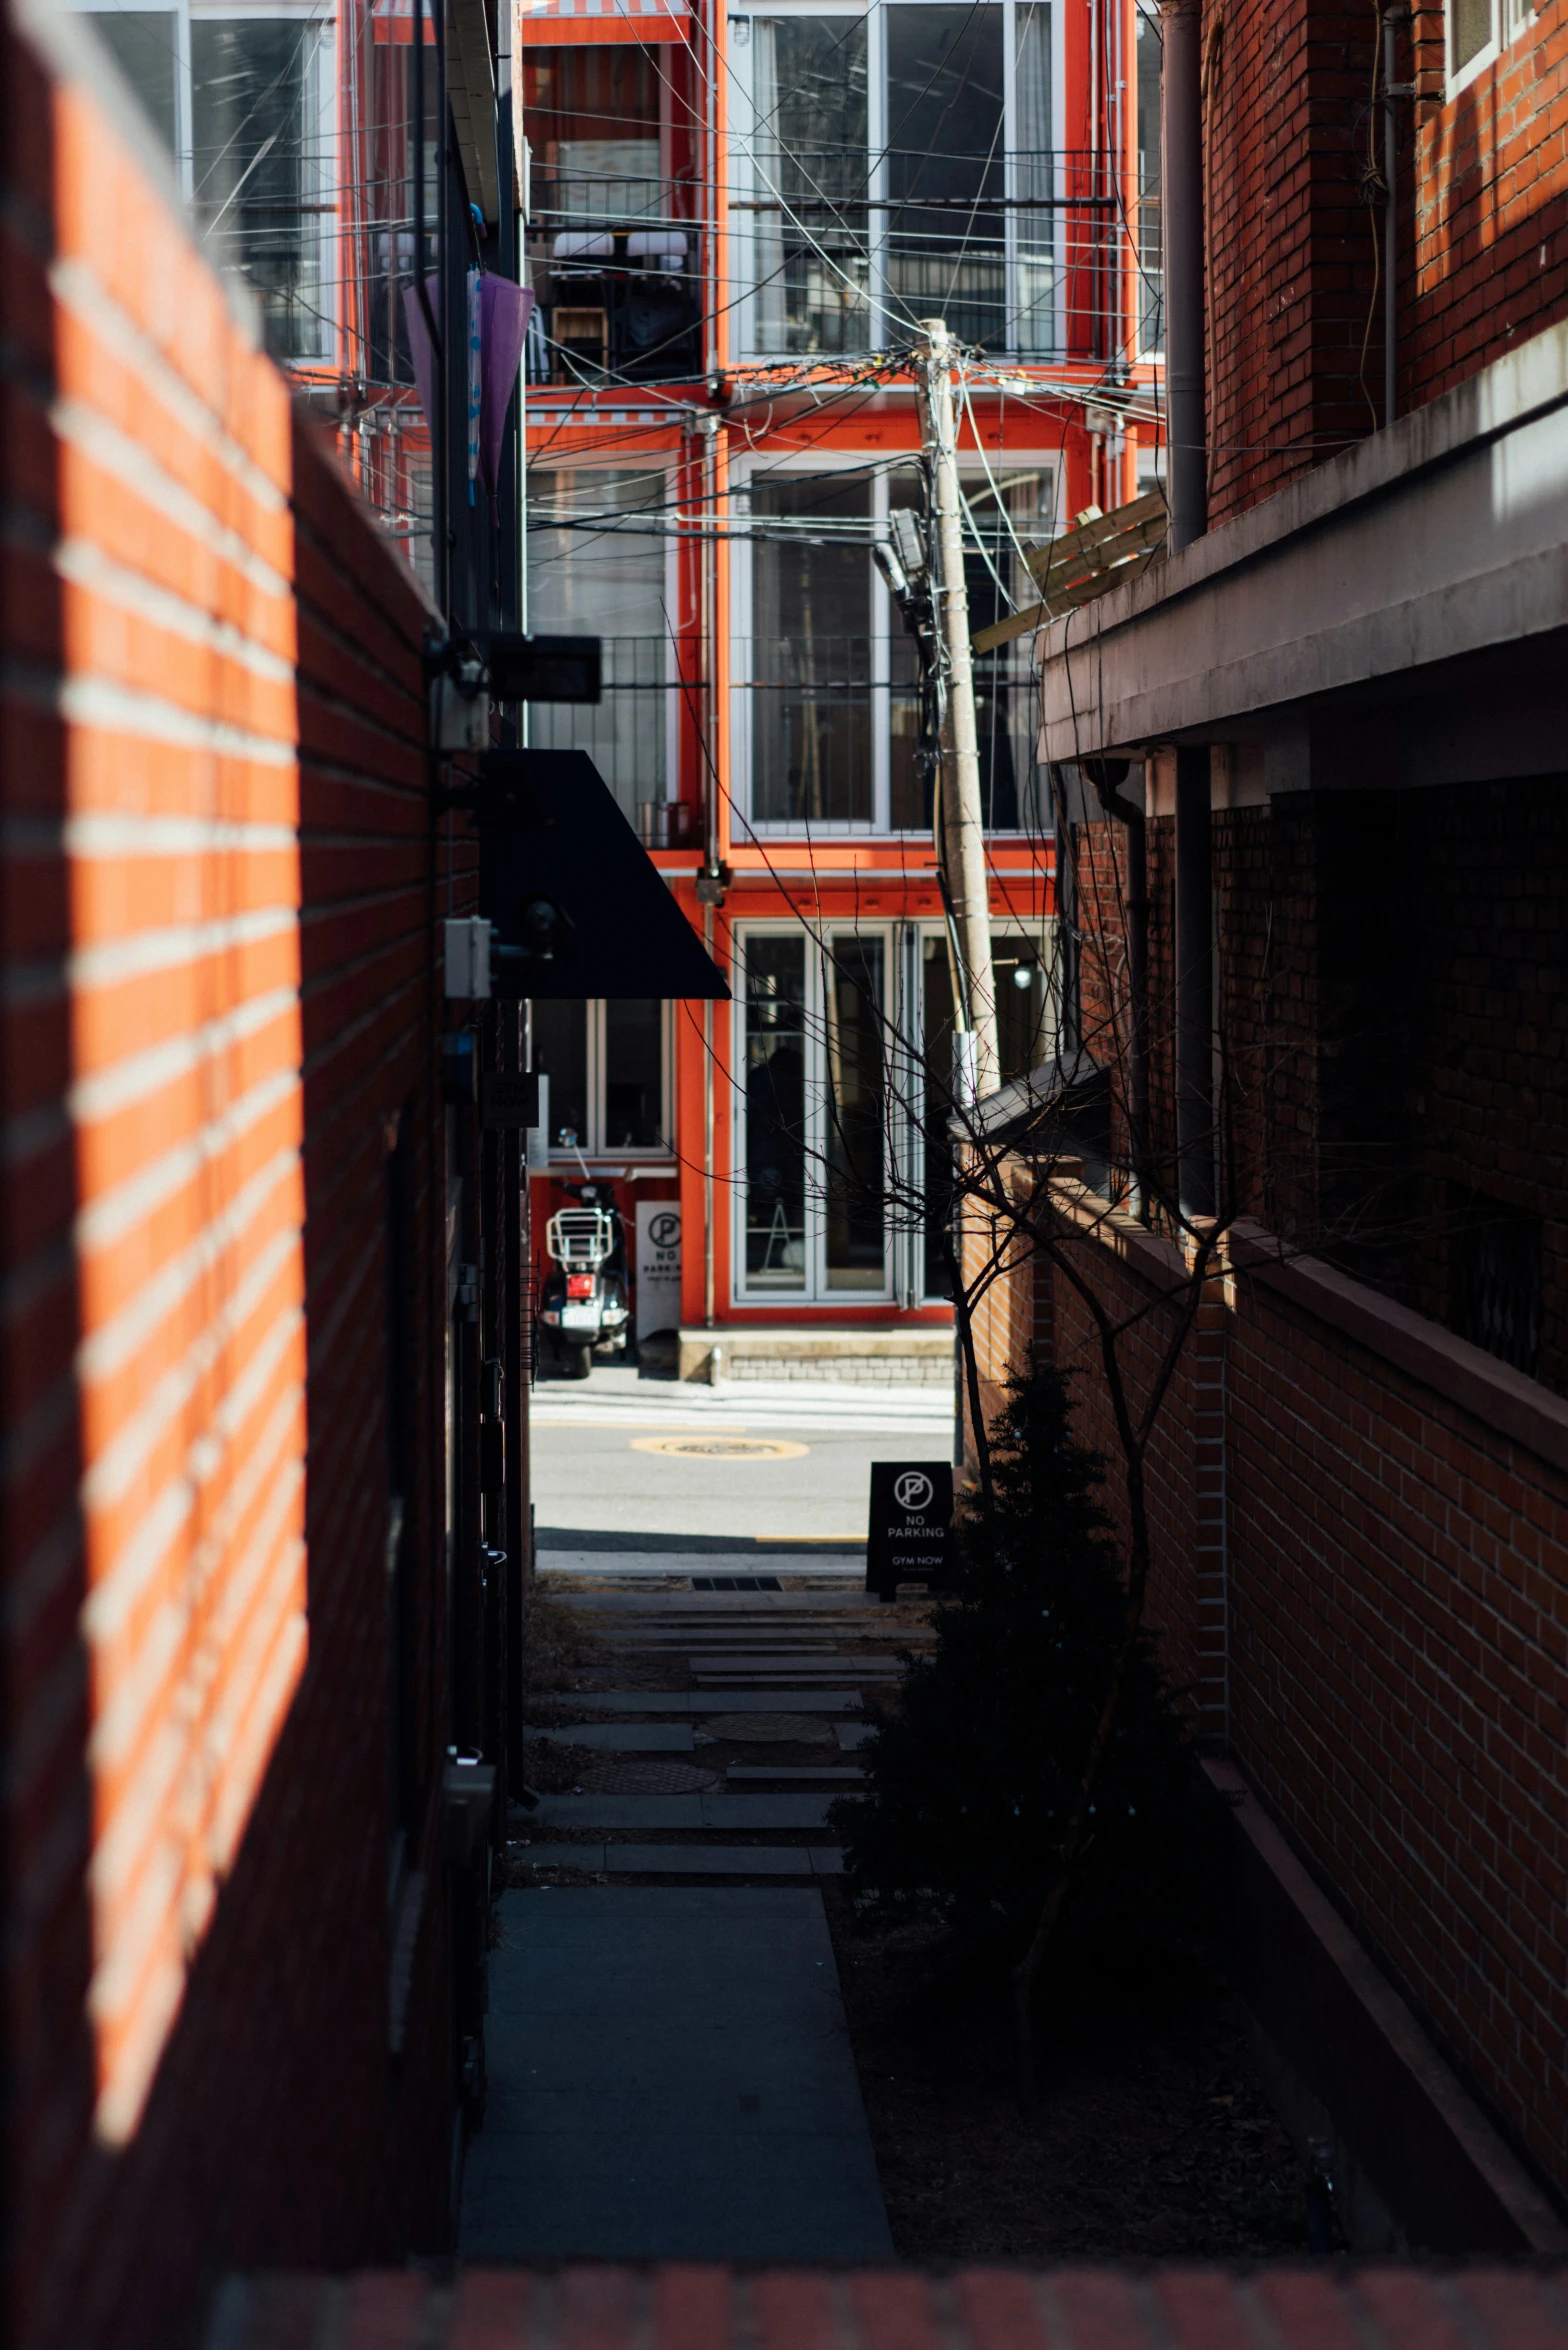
<box><xmin>460</xmin><ymin>1888</ymin><xmax>892</xmax><ymax>2261</ymax></box>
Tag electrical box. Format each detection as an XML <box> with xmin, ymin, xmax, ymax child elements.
<box><xmin>444</xmin><ymin>916</ymin><xmax>492</xmax><ymax>1000</ymax></box>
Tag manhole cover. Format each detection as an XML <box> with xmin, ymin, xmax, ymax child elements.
<box><xmin>630</xmin><ymin>1436</ymin><xmax>809</xmax><ymax>1460</ymax></box>
<box><xmin>576</xmin><ymin>1761</ymin><xmax>720</xmax><ymax>1793</ymax></box>
<box><xmin>703</xmin><ymin>1713</ymin><xmax>831</xmax><ymax>1744</ymax></box>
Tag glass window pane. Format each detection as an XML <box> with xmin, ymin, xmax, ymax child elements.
<box><xmin>824</xmin><ymin>937</ymin><xmax>887</xmax><ymax>1291</ymax></box>
<box><xmin>921</xmin><ymin>936</ymin><xmax>957</xmax><ymax>1298</ymax></box>
<box><xmin>744</xmin><ymin>939</ymin><xmax>808</xmax><ymax>1290</ymax></box>
<box><xmin>87</xmin><ymin>11</ymin><xmax>178</xmax><ymax>151</ymax></box>
<box><xmin>1451</xmin><ymin>0</ymin><xmax>1492</xmax><ymax>69</ymax></box>
<box><xmin>1014</xmin><ymin>4</ymin><xmax>1055</xmax><ymax>355</ymax></box>
<box><xmin>603</xmin><ymin>1000</ymin><xmax>665</xmax><ymax>1149</ymax></box>
<box><xmin>532</xmin><ymin>999</ymin><xmax>590</xmax><ymax>1150</ymax></box>
<box><xmin>992</xmin><ymin>931</ymin><xmax>1051</xmax><ymax>1083</ymax></box>
<box><xmin>1135</xmin><ymin>3</ymin><xmax>1163</xmax><ymax>352</ymax></box>
<box><xmin>750</xmin><ymin>18</ymin><xmax>870</xmax><ymax>354</ymax></box>
<box><xmin>191</xmin><ymin>20</ymin><xmax>328</xmax><ymax>361</ymax></box>
<box><xmin>752</xmin><ymin>475</ymin><xmax>872</xmax><ymax>824</ymax></box>
<box><xmin>886</xmin><ymin>6</ymin><xmax>1005</xmax><ymax>350</ymax></box>
<box><xmin>527</xmin><ymin>469</ymin><xmax>668</xmax><ymax>827</ymax></box>
<box><xmin>889</xmin><ymin>469</ymin><xmax>1053</xmax><ymax>834</ymax></box>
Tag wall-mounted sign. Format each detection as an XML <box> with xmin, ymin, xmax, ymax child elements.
<box><xmin>481</xmin><ymin>1070</ymin><xmax>541</xmax><ymax>1129</ymax></box>
<box><xmin>635</xmin><ymin>1201</ymin><xmax>682</xmax><ymax>1340</ymax></box>
<box><xmin>866</xmin><ymin>1460</ymin><xmax>954</xmax><ymax>1600</ymax></box>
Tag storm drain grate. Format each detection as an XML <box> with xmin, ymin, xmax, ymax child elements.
<box><xmin>689</xmin><ymin>1575</ymin><xmax>782</xmax><ymax>1592</ymax></box>
<box><xmin>574</xmin><ymin>1761</ymin><xmax>720</xmax><ymax>1794</ymax></box>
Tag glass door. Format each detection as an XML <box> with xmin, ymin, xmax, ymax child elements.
<box><xmin>737</xmin><ymin>929</ymin><xmax>893</xmax><ymax>1301</ymax></box>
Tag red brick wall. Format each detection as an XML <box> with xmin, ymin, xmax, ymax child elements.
<box><xmin>1</xmin><ymin>15</ymin><xmax>459</xmax><ymax>2344</ymax></box>
<box><xmin>972</xmin><ymin>1168</ymin><xmax>1568</xmax><ymax>2209</ymax></box>
<box><xmin>1198</xmin><ymin>0</ymin><xmax>1568</xmax><ymax>527</ymax></box>
<box><xmin>1201</xmin><ymin>0</ymin><xmax>1384</xmax><ymax>527</ymax></box>
<box><xmin>1224</xmin><ymin>1263</ymin><xmax>1568</xmax><ymax>2204</ymax></box>
<box><xmin>1409</xmin><ymin>0</ymin><xmax>1568</xmax><ymax>403</ymax></box>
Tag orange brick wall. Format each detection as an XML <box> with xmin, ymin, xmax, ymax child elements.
<box><xmin>2</xmin><ymin>14</ymin><xmax>459</xmax><ymax>2343</ymax></box>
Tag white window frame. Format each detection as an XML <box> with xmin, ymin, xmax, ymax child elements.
<box><xmin>97</xmin><ymin>0</ymin><xmax>343</xmax><ymax>365</ymax></box>
<box><xmin>523</xmin><ymin>459</ymin><xmax>680</xmax><ymax>812</ymax></box>
<box><xmin>731</xmin><ymin>921</ymin><xmax>898</xmax><ymax>1305</ymax></box>
<box><xmin>905</xmin><ymin>916</ymin><xmax>1059</xmax><ymax>1301</ymax></box>
<box><xmin>733</xmin><ymin>446</ymin><xmax>1059</xmax><ymax>837</ymax></box>
<box><xmin>731</xmin><ymin>915</ymin><xmax>1057</xmax><ymax>1306</ymax></box>
<box><xmin>1447</xmin><ymin>0</ymin><xmax>1533</xmax><ymax>96</ymax></box>
<box><xmin>544</xmin><ymin>999</ymin><xmax>676</xmax><ymax>1161</ymax></box>
<box><xmin>729</xmin><ymin>0</ymin><xmax>1067</xmax><ymax>364</ymax></box>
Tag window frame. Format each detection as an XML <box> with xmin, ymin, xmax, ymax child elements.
<box><xmin>730</xmin><ymin>917</ymin><xmax>1057</xmax><ymax>1308</ymax></box>
<box><xmin>731</xmin><ymin>920</ymin><xmax>899</xmax><ymax>1306</ymax></box>
<box><xmin>1446</xmin><ymin>0</ymin><xmax>1533</xmax><ymax>96</ymax></box>
<box><xmin>729</xmin><ymin>0</ymin><xmax>1066</xmax><ymax>363</ymax></box>
<box><xmin>78</xmin><ymin>0</ymin><xmax>340</xmax><ymax>364</ymax></box>
<box><xmin>731</xmin><ymin>446</ymin><xmax>1060</xmax><ymax>837</ymax></box>
<box><xmin>538</xmin><ymin>998</ymin><xmax>676</xmax><ymax>1161</ymax></box>
<box><xmin>523</xmin><ymin>458</ymin><xmax>681</xmax><ymax>825</ymax></box>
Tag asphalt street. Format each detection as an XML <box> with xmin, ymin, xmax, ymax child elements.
<box><xmin>529</xmin><ymin>1363</ymin><xmax>955</xmax><ymax>1546</ymax></box>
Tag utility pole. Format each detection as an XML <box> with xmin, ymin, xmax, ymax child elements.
<box><xmin>914</xmin><ymin>318</ymin><xmax>997</xmax><ymax>1104</ymax></box>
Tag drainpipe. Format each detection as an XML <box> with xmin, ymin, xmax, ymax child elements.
<box><xmin>1383</xmin><ymin>4</ymin><xmax>1400</xmax><ymax>427</ymax></box>
<box><xmin>1175</xmin><ymin>746</ymin><xmax>1215</xmax><ymax>1220</ymax></box>
<box><xmin>1161</xmin><ymin>0</ymin><xmax>1206</xmax><ymax>550</ymax></box>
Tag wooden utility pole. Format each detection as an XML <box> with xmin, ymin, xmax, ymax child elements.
<box><xmin>915</xmin><ymin>318</ymin><xmax>997</xmax><ymax>1103</ymax></box>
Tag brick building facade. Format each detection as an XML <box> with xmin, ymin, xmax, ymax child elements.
<box><xmin>0</xmin><ymin>8</ymin><xmax>513</xmax><ymax>2341</ymax></box>
<box><xmin>951</xmin><ymin>0</ymin><xmax>1568</xmax><ymax>2254</ymax></box>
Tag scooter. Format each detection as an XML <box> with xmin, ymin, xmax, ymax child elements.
<box><xmin>538</xmin><ymin>1159</ymin><xmax>630</xmax><ymax>1380</ymax></box>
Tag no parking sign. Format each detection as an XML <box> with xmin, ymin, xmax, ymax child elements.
<box><xmin>866</xmin><ymin>1460</ymin><xmax>954</xmax><ymax>1600</ymax></box>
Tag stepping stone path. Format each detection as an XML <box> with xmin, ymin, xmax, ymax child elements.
<box><xmin>515</xmin><ymin>1587</ymin><xmax>923</xmax><ymax>1886</ymax></box>
<box><xmin>463</xmin><ymin>1582</ymin><xmax>929</xmax><ymax>2261</ymax></box>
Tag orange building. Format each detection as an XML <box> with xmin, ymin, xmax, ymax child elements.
<box><xmin>518</xmin><ymin>0</ymin><xmax>1162</xmax><ymax>1369</ymax></box>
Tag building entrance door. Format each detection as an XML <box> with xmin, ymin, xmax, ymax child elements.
<box><xmin>736</xmin><ymin>928</ymin><xmax>893</xmax><ymax>1303</ymax></box>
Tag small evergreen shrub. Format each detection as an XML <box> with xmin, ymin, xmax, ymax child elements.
<box><xmin>832</xmin><ymin>1360</ymin><xmax>1224</xmax><ymax>1995</ymax></box>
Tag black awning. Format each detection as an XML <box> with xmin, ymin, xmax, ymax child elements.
<box><xmin>476</xmin><ymin>749</ymin><xmax>728</xmax><ymax>1001</ymax></box>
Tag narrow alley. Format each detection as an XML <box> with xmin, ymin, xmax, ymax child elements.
<box><xmin>9</xmin><ymin>0</ymin><xmax>1568</xmax><ymax>2326</ymax></box>
<box><xmin>462</xmin><ymin>1362</ymin><xmax>944</xmax><ymax>2258</ymax></box>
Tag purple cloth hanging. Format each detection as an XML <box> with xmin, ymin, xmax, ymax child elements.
<box><xmin>480</xmin><ymin>274</ymin><xmax>533</xmax><ymax>493</ymax></box>
<box><xmin>402</xmin><ymin>272</ymin><xmax>534</xmax><ymax>496</ymax></box>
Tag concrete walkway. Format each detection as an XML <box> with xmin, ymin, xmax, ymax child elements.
<box><xmin>459</xmin><ymin>1887</ymin><xmax>892</xmax><ymax>2260</ymax></box>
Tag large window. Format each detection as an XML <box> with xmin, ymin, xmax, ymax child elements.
<box><xmin>1447</xmin><ymin>0</ymin><xmax>1532</xmax><ymax>87</ymax></box>
<box><xmin>526</xmin><ymin>469</ymin><xmax>672</xmax><ymax>830</ymax></box>
<box><xmin>531</xmin><ymin>999</ymin><xmax>672</xmax><ymax>1157</ymax></box>
<box><xmin>748</xmin><ymin>18</ymin><xmax>870</xmax><ymax>353</ymax></box>
<box><xmin>740</xmin><ymin>459</ymin><xmax>1054</xmax><ymax>834</ymax></box>
<box><xmin>739</xmin><ymin>932</ymin><xmax>890</xmax><ymax>1297</ymax></box>
<box><xmin>736</xmin><ymin>2</ymin><xmax>1057</xmax><ymax>359</ymax></box>
<box><xmin>1135</xmin><ymin>1</ymin><xmax>1162</xmax><ymax>354</ymax></box>
<box><xmin>735</xmin><ymin>921</ymin><xmax>1056</xmax><ymax>1302</ymax></box>
<box><xmin>82</xmin><ymin>6</ymin><xmax>335</xmax><ymax>363</ymax></box>
<box><xmin>751</xmin><ymin>475</ymin><xmax>873</xmax><ymax>826</ymax></box>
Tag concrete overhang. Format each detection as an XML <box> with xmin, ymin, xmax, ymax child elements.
<box><xmin>448</xmin><ymin>0</ymin><xmax>500</xmax><ymax>225</ymax></box>
<box><xmin>1039</xmin><ymin>321</ymin><xmax>1568</xmax><ymax>779</ymax></box>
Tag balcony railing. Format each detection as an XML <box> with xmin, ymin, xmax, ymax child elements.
<box><xmin>524</xmin><ymin>637</ymin><xmax>675</xmax><ymax>826</ymax></box>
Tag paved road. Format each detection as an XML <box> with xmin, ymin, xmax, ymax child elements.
<box><xmin>530</xmin><ymin>1364</ymin><xmax>955</xmax><ymax>1545</ymax></box>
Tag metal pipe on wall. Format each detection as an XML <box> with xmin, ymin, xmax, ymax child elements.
<box><xmin>1174</xmin><ymin>745</ymin><xmax>1215</xmax><ymax>1220</ymax></box>
<box><xmin>703</xmin><ymin>905</ymin><xmax>716</xmax><ymax>1329</ymax></box>
<box><xmin>1383</xmin><ymin>5</ymin><xmax>1398</xmax><ymax>427</ymax></box>
<box><xmin>1160</xmin><ymin>0</ymin><xmax>1206</xmax><ymax>550</ymax></box>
